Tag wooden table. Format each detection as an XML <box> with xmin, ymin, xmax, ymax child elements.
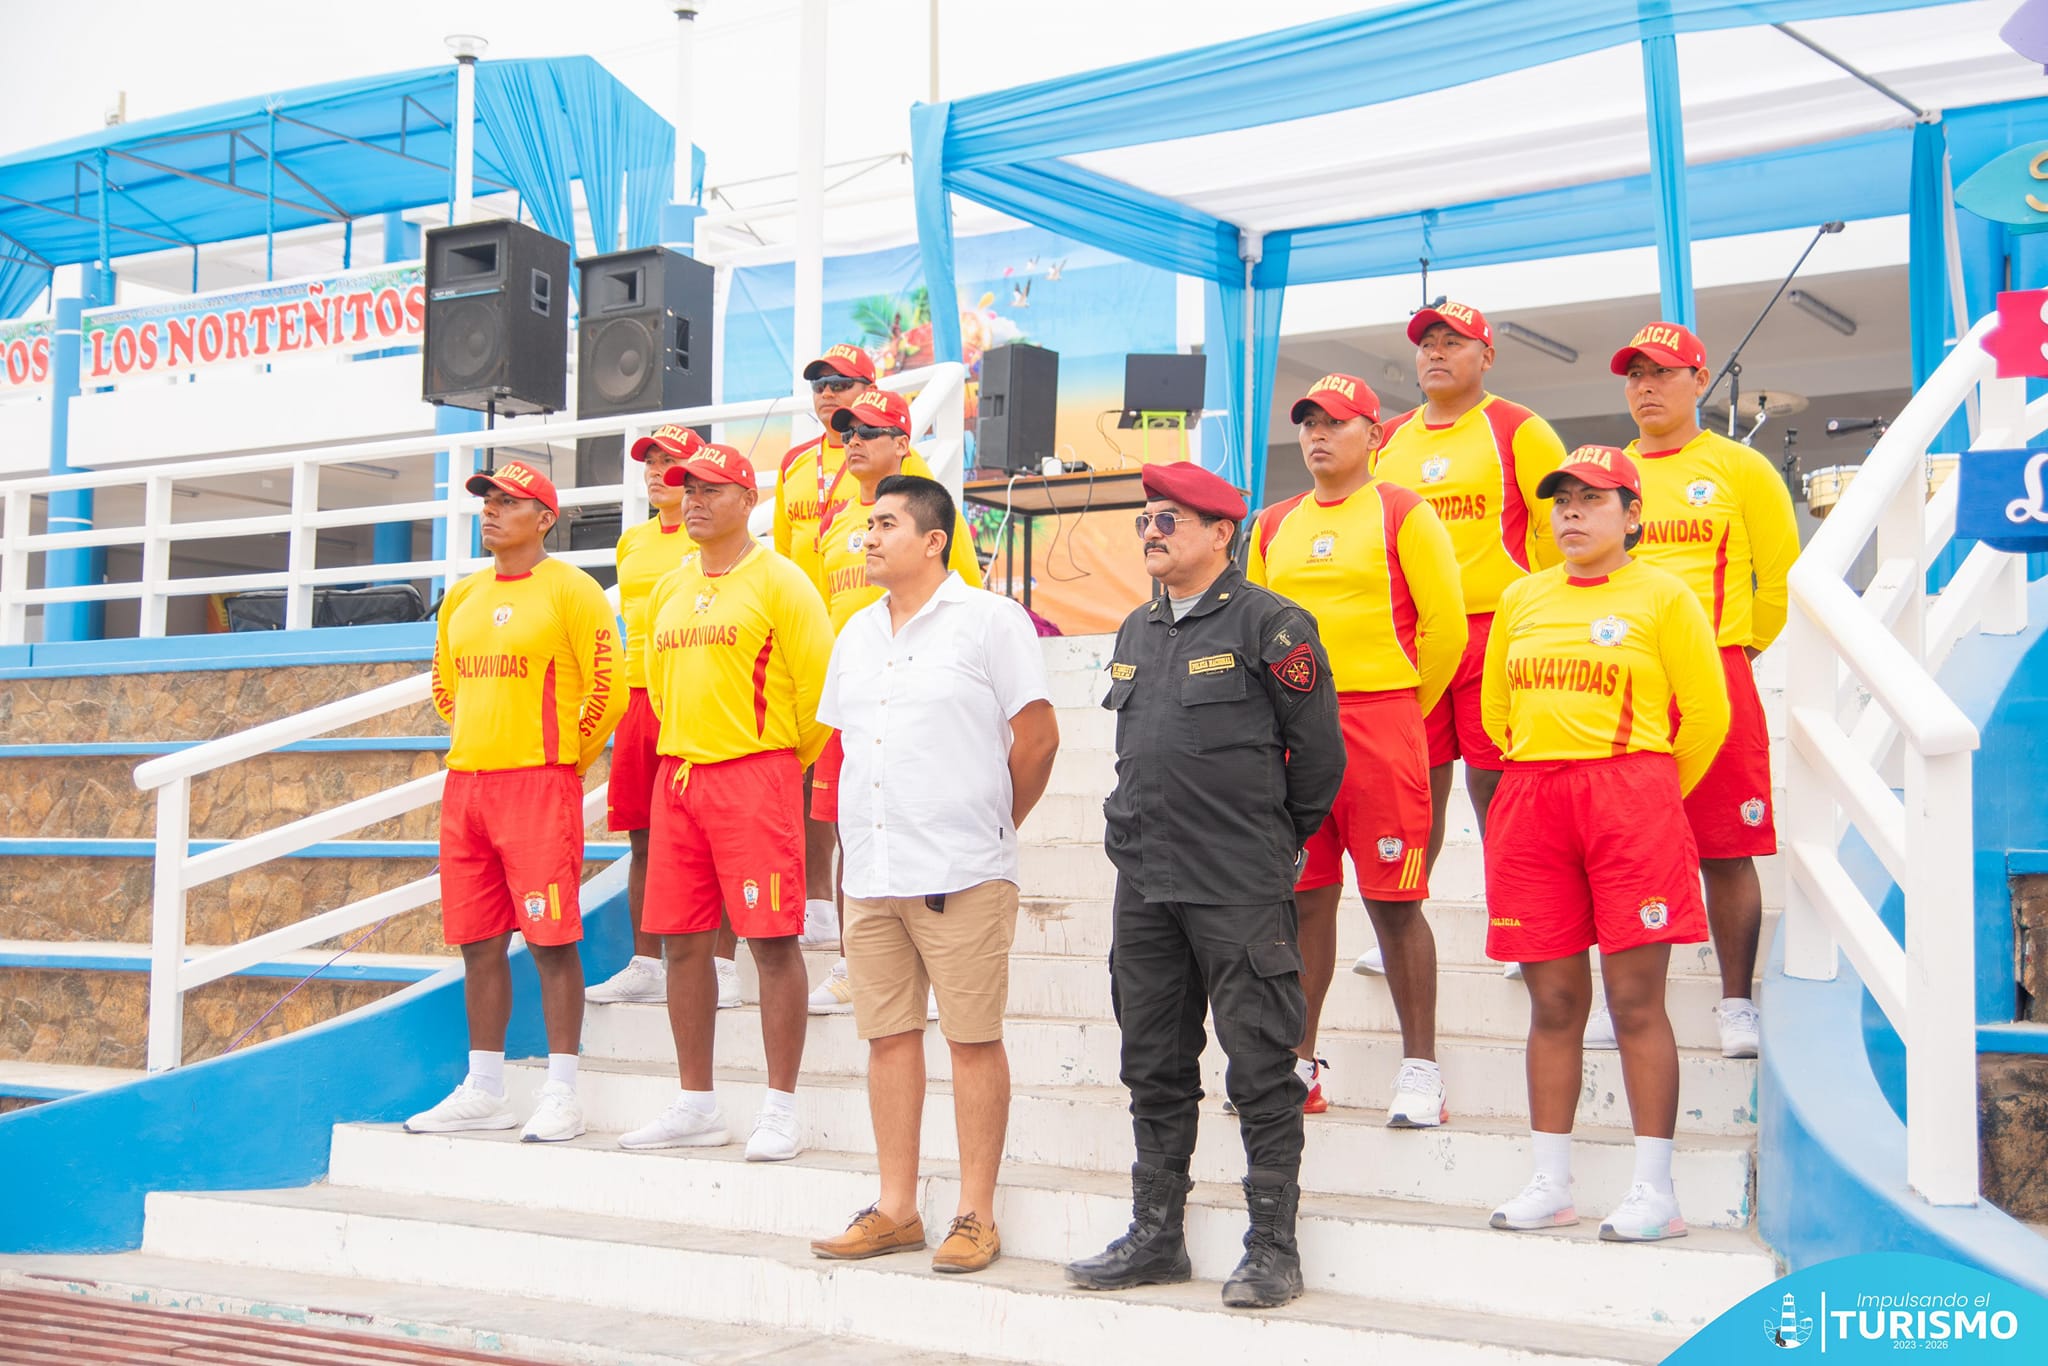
<box><xmin>961</xmin><ymin>469</ymin><xmax>1151</xmax><ymax>614</ymax></box>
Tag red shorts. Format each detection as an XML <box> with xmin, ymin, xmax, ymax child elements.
<box><xmin>605</xmin><ymin>689</ymin><xmax>661</xmax><ymax>833</ymax></box>
<box><xmin>646</xmin><ymin>750</ymin><xmax>806</xmax><ymax>939</ymax></box>
<box><xmin>1424</xmin><ymin>611</ymin><xmax>1504</xmax><ymax>771</ymax></box>
<box><xmin>809</xmin><ymin>730</ymin><xmax>844</xmax><ymax>823</ymax></box>
<box><xmin>1299</xmin><ymin>691</ymin><xmax>1432</xmax><ymax>902</ymax></box>
<box><xmin>439</xmin><ymin>766</ymin><xmax>585</xmax><ymax>947</ymax></box>
<box><xmin>1483</xmin><ymin>751</ymin><xmax>1708</xmax><ymax>963</ymax></box>
<box><xmin>1675</xmin><ymin>645</ymin><xmax>1777</xmax><ymax>860</ymax></box>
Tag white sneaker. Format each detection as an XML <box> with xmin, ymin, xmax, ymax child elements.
<box><xmin>808</xmin><ymin>958</ymin><xmax>855</xmax><ymax>1015</ymax></box>
<box><xmin>586</xmin><ymin>955</ymin><xmax>666</xmax><ymax>1005</ymax></box>
<box><xmin>1490</xmin><ymin>1172</ymin><xmax>1578</xmax><ymax>1230</ymax></box>
<box><xmin>1386</xmin><ymin>1060</ymin><xmax>1447</xmax><ymax>1128</ymax></box>
<box><xmin>927</xmin><ymin>986</ymin><xmax>940</xmax><ymax>1021</ymax></box>
<box><xmin>1599</xmin><ymin>1182</ymin><xmax>1687</xmax><ymax>1242</ymax></box>
<box><xmin>798</xmin><ymin>898</ymin><xmax>838</xmax><ymax>948</ymax></box>
<box><xmin>745</xmin><ymin>1107</ymin><xmax>803</xmax><ymax>1161</ymax></box>
<box><xmin>1716</xmin><ymin>998</ymin><xmax>1760</xmax><ymax>1058</ymax></box>
<box><xmin>1352</xmin><ymin>947</ymin><xmax>1386</xmax><ymax>975</ymax></box>
<box><xmin>620</xmin><ymin>1096</ymin><xmax>730</xmax><ymax>1150</ymax></box>
<box><xmin>1503</xmin><ymin>961</ymin><xmax>1524</xmax><ymax>980</ymax></box>
<box><xmin>1583</xmin><ymin>1008</ymin><xmax>1619</xmax><ymax>1050</ymax></box>
<box><xmin>520</xmin><ymin>1080</ymin><xmax>585</xmax><ymax>1143</ymax></box>
<box><xmin>403</xmin><ymin>1080</ymin><xmax>516</xmax><ymax>1134</ymax></box>
<box><xmin>716</xmin><ymin>956</ymin><xmax>742</xmax><ymax>1010</ymax></box>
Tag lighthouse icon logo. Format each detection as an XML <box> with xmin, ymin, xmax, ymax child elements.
<box><xmin>1766</xmin><ymin>1292</ymin><xmax>1814</xmax><ymax>1348</ymax></box>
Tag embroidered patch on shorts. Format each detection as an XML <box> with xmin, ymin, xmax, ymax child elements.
<box><xmin>1271</xmin><ymin>642</ymin><xmax>1317</xmax><ymax>692</ymax></box>
<box><xmin>1740</xmin><ymin>797</ymin><xmax>1767</xmax><ymax>826</ymax></box>
<box><xmin>1186</xmin><ymin>653</ymin><xmax>1235</xmax><ymax>675</ymax></box>
<box><xmin>1639</xmin><ymin>898</ymin><xmax>1670</xmax><ymax>930</ymax></box>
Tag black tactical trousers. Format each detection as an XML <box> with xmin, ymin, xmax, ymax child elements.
<box><xmin>1108</xmin><ymin>875</ymin><xmax>1307</xmax><ymax>1181</ymax></box>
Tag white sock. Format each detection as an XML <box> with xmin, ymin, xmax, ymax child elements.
<box><xmin>1632</xmin><ymin>1135</ymin><xmax>1676</xmax><ymax>1195</ymax></box>
<box><xmin>806</xmin><ymin>897</ymin><xmax>835</xmax><ymax>919</ymax></box>
<box><xmin>716</xmin><ymin>955</ymin><xmax>738</xmax><ymax>971</ymax></box>
<box><xmin>630</xmin><ymin>953</ymin><xmax>661</xmax><ymax>971</ymax></box>
<box><xmin>1401</xmin><ymin>1056</ymin><xmax>1440</xmax><ymax>1073</ymax></box>
<box><xmin>679</xmin><ymin>1088</ymin><xmax>718</xmax><ymax>1115</ymax></box>
<box><xmin>1531</xmin><ymin>1129</ymin><xmax>1573</xmax><ymax>1187</ymax></box>
<box><xmin>546</xmin><ymin>1052</ymin><xmax>579</xmax><ymax>1088</ymax></box>
<box><xmin>761</xmin><ymin>1088</ymin><xmax>797</xmax><ymax>1119</ymax></box>
<box><xmin>1722</xmin><ymin>995</ymin><xmax>1756</xmax><ymax>1010</ymax></box>
<box><xmin>466</xmin><ymin>1050</ymin><xmax>505</xmax><ymax>1096</ymax></box>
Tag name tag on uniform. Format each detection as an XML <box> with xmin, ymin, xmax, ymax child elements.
<box><xmin>1186</xmin><ymin>654</ymin><xmax>1235</xmax><ymax>676</ymax></box>
<box><xmin>1110</xmin><ymin>663</ymin><xmax>1137</xmax><ymax>680</ymax></box>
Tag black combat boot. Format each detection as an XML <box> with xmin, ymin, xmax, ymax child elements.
<box><xmin>1220</xmin><ymin>1175</ymin><xmax>1303</xmax><ymax>1308</ymax></box>
<box><xmin>1064</xmin><ymin>1162</ymin><xmax>1195</xmax><ymax>1290</ymax></box>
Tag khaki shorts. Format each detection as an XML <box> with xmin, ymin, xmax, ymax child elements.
<box><xmin>844</xmin><ymin>879</ymin><xmax>1019</xmax><ymax>1043</ymax></box>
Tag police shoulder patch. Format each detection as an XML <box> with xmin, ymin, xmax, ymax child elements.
<box><xmin>1272</xmin><ymin>642</ymin><xmax>1318</xmax><ymax>692</ymax></box>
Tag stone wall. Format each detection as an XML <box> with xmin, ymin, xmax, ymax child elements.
<box><xmin>0</xmin><ymin>967</ymin><xmax>405</xmax><ymax>1069</ymax></box>
<box><xmin>1980</xmin><ymin>1053</ymin><xmax>2048</xmax><ymax>1223</ymax></box>
<box><xmin>0</xmin><ymin>661</ymin><xmax>442</xmax><ymax>745</ymax></box>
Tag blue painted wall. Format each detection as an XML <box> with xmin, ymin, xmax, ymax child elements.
<box><xmin>0</xmin><ymin>865</ymin><xmax>630</xmax><ymax>1254</ymax></box>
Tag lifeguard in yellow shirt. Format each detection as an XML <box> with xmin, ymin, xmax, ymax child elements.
<box><xmin>622</xmin><ymin>443</ymin><xmax>836</xmax><ymax>1164</ymax></box>
<box><xmin>1613</xmin><ymin>321</ymin><xmax>1800</xmax><ymax>1061</ymax></box>
<box><xmin>778</xmin><ymin>343</ymin><xmax>875</xmax><ymax>953</ymax></box>
<box><xmin>587</xmin><ymin>423</ymin><xmax>743</xmax><ymax>1013</ymax></box>
<box><xmin>1249</xmin><ymin>374</ymin><xmax>1466</xmax><ymax>1127</ymax></box>
<box><xmin>407</xmin><ymin>459</ymin><xmax>625</xmax><ymax>1145</ymax></box>
<box><xmin>1480</xmin><ymin>445</ymin><xmax>1729</xmax><ymax>1244</ymax></box>
<box><xmin>1372</xmin><ymin>303</ymin><xmax>1566</xmax><ymax>915</ymax></box>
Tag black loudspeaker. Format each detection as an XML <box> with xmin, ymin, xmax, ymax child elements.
<box><xmin>422</xmin><ymin>220</ymin><xmax>570</xmax><ymax>415</ymax></box>
<box><xmin>574</xmin><ymin>246</ymin><xmax>716</xmax><ymax>489</ymax></box>
<box><xmin>978</xmin><ymin>343</ymin><xmax>1060</xmax><ymax>475</ymax></box>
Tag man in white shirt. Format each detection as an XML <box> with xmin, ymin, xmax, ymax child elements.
<box><xmin>808</xmin><ymin>473</ymin><xmax>1060</xmax><ymax>1277</ymax></box>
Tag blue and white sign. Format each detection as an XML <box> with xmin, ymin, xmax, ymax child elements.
<box><xmin>1956</xmin><ymin>448</ymin><xmax>2048</xmax><ymax>552</ymax></box>
<box><xmin>1666</xmin><ymin>1252</ymin><xmax>2044</xmax><ymax>1362</ymax></box>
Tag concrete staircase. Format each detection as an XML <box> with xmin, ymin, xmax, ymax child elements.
<box><xmin>0</xmin><ymin>635</ymin><xmax>1779</xmax><ymax>1362</ymax></box>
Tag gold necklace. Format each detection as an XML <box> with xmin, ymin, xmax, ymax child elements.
<box><xmin>693</xmin><ymin>541</ymin><xmax>755</xmax><ymax>612</ymax></box>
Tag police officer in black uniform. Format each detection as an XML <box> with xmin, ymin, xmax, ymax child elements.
<box><xmin>1065</xmin><ymin>462</ymin><xmax>1343</xmax><ymax>1310</ymax></box>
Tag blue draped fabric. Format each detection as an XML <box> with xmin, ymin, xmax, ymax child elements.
<box><xmin>1909</xmin><ymin>119</ymin><xmax>1972</xmax><ymax>458</ymax></box>
<box><xmin>1641</xmin><ymin>35</ymin><xmax>1696</xmax><ymax>328</ymax></box>
<box><xmin>474</xmin><ymin>62</ymin><xmax>578</xmax><ymax>246</ymax></box>
<box><xmin>908</xmin><ymin>0</ymin><xmax>1977</xmax><ymax>507</ymax></box>
<box><xmin>0</xmin><ymin>56</ymin><xmax>685</xmax><ymax>316</ymax></box>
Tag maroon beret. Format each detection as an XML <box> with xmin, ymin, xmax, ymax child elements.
<box><xmin>1140</xmin><ymin>462</ymin><xmax>1248</xmax><ymax>523</ymax></box>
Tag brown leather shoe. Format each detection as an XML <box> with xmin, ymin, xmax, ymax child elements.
<box><xmin>810</xmin><ymin>1205</ymin><xmax>926</xmax><ymax>1260</ymax></box>
<box><xmin>932</xmin><ymin>1212</ymin><xmax>1001</xmax><ymax>1274</ymax></box>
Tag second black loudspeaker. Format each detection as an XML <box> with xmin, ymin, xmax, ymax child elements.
<box><xmin>978</xmin><ymin>343</ymin><xmax>1060</xmax><ymax>475</ymax></box>
<box><xmin>574</xmin><ymin>246</ymin><xmax>715</xmax><ymax>489</ymax></box>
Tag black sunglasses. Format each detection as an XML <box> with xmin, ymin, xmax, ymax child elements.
<box><xmin>1134</xmin><ymin>511</ymin><xmax>1192</xmax><ymax>537</ymax></box>
<box><xmin>849</xmin><ymin>423</ymin><xmax>905</xmax><ymax>442</ymax></box>
<box><xmin>811</xmin><ymin>376</ymin><xmax>863</xmax><ymax>394</ymax></box>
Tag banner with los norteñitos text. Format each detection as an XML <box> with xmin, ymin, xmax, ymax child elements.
<box><xmin>0</xmin><ymin>262</ymin><xmax>424</xmax><ymax>398</ymax></box>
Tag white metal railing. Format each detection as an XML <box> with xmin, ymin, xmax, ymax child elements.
<box><xmin>122</xmin><ymin>366</ymin><xmax>969</xmax><ymax>1070</ymax></box>
<box><xmin>1</xmin><ymin>362</ymin><xmax>969</xmax><ymax>644</ymax></box>
<box><xmin>1781</xmin><ymin>313</ymin><xmax>2035</xmax><ymax>1208</ymax></box>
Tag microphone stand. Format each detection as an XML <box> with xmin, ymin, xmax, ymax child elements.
<box><xmin>1701</xmin><ymin>221</ymin><xmax>1844</xmax><ymax>442</ymax></box>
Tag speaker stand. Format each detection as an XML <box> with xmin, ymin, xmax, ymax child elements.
<box><xmin>1135</xmin><ymin>411</ymin><xmax>1190</xmax><ymax>465</ymax></box>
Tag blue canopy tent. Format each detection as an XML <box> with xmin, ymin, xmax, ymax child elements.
<box><xmin>910</xmin><ymin>0</ymin><xmax>2044</xmax><ymax>501</ymax></box>
<box><xmin>0</xmin><ymin>55</ymin><xmax>698</xmax><ymax>318</ymax></box>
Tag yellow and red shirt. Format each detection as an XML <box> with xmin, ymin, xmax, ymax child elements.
<box><xmin>1374</xmin><ymin>394</ymin><xmax>1566</xmax><ymax>614</ymax></box>
<box><xmin>614</xmin><ymin>514</ymin><xmax>697</xmax><ymax>690</ymax></box>
<box><xmin>431</xmin><ymin>557</ymin><xmax>624</xmax><ymax>774</ymax></box>
<box><xmin>816</xmin><ymin>464</ymin><xmax>984</xmax><ymax>634</ymax></box>
<box><xmin>1482</xmin><ymin>559</ymin><xmax>1730</xmax><ymax>794</ymax></box>
<box><xmin>1247</xmin><ymin>481</ymin><xmax>1467</xmax><ymax>709</ymax></box>
<box><xmin>644</xmin><ymin>546</ymin><xmax>835</xmax><ymax>767</ymax></box>
<box><xmin>774</xmin><ymin>434</ymin><xmax>848</xmax><ymax>593</ymax></box>
<box><xmin>1622</xmin><ymin>429</ymin><xmax>1801</xmax><ymax>651</ymax></box>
